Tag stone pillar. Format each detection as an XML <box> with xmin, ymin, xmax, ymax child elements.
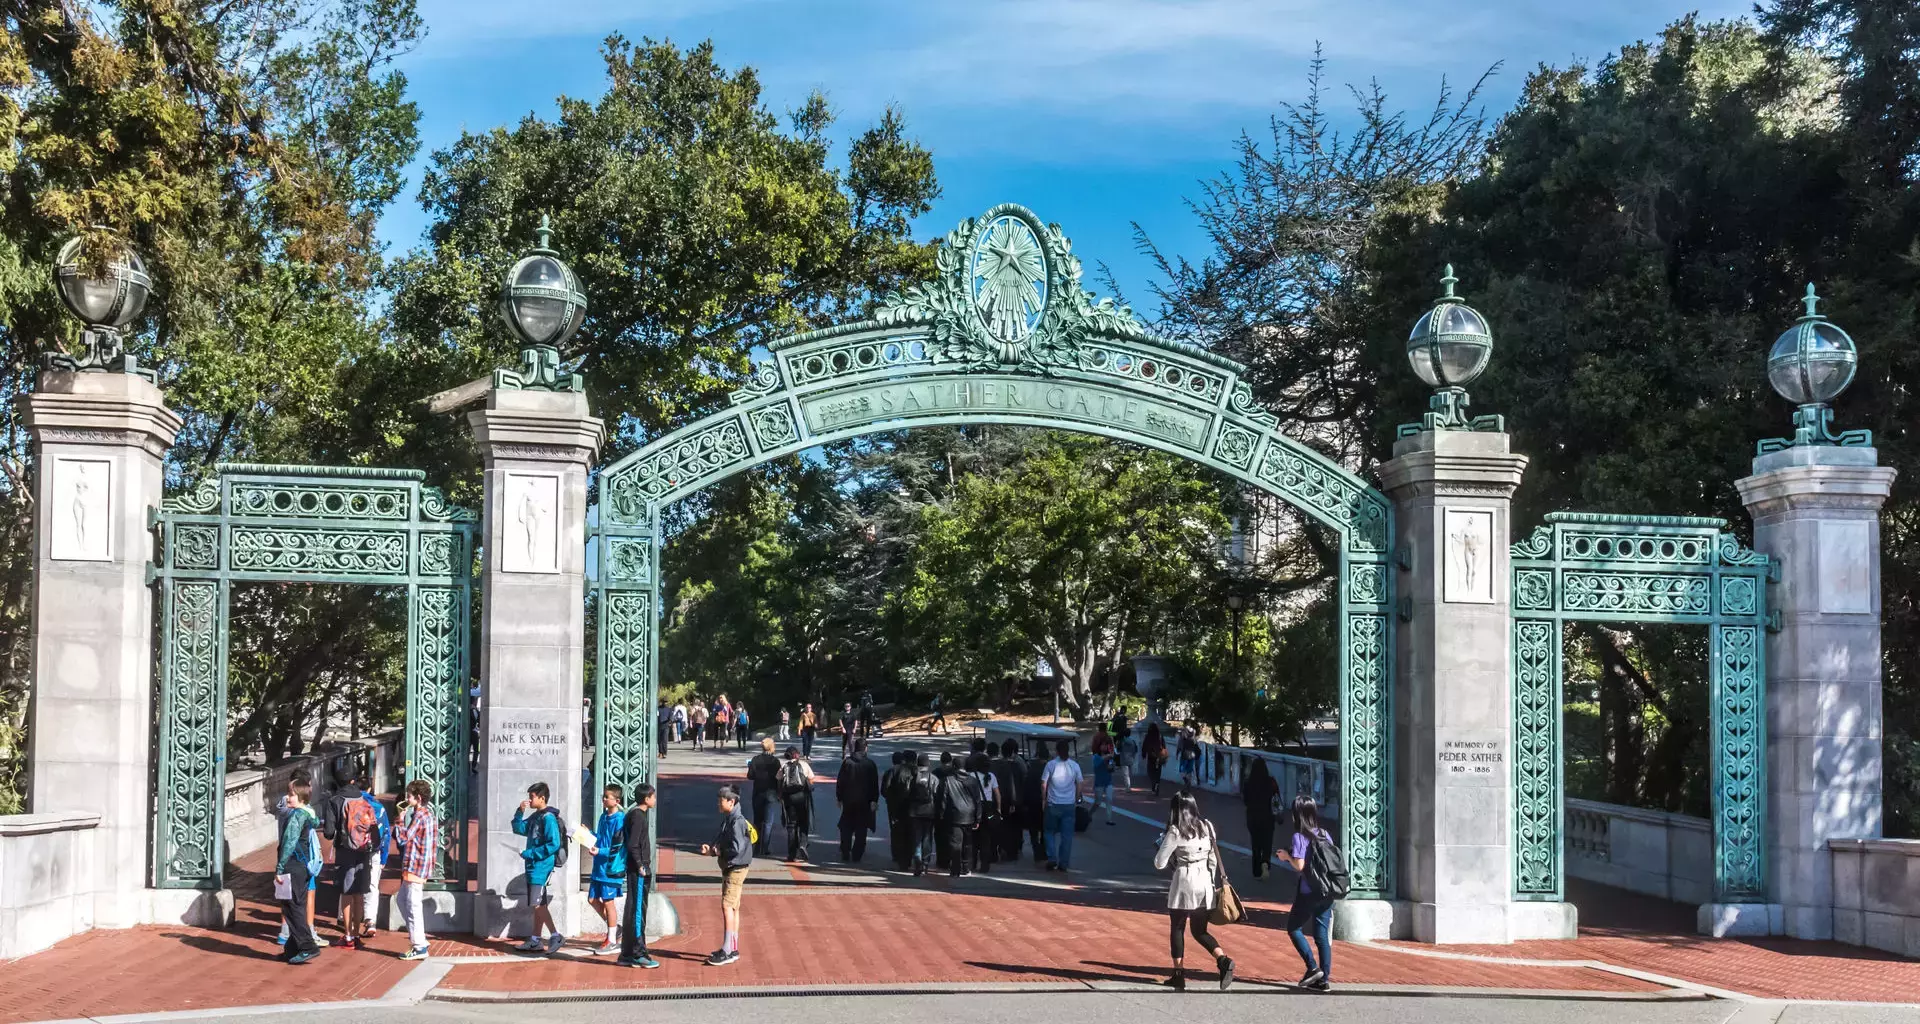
<box><xmin>22</xmin><ymin>369</ymin><xmax>183</xmax><ymax>928</ymax></box>
<box><xmin>468</xmin><ymin>389</ymin><xmax>603</xmax><ymax>938</ymax></box>
<box><xmin>1379</xmin><ymin>429</ymin><xmax>1573</xmax><ymax>942</ymax></box>
<box><xmin>1735</xmin><ymin>446</ymin><xmax>1895</xmax><ymax>941</ymax></box>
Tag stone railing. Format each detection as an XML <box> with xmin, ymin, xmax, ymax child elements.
<box><xmin>0</xmin><ymin>811</ymin><xmax>100</xmax><ymax>958</ymax></box>
<box><xmin>1562</xmin><ymin>797</ymin><xmax>1713</xmax><ymax>905</ymax></box>
<box><xmin>1116</xmin><ymin>726</ymin><xmax>1340</xmax><ymax>822</ymax></box>
<box><xmin>224</xmin><ymin>728</ymin><xmax>405</xmax><ymax>861</ymax></box>
<box><xmin>1830</xmin><ymin>838</ymin><xmax>1920</xmax><ymax>958</ymax></box>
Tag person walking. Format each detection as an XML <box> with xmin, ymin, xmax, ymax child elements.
<box><xmin>656</xmin><ymin>701</ymin><xmax>674</xmax><ymax>761</ymax></box>
<box><xmin>734</xmin><ymin>704</ymin><xmax>751</xmax><ymax>751</ymax></box>
<box><xmin>509</xmin><ymin>782</ymin><xmax>567</xmax><ymax>954</ymax></box>
<box><xmin>965</xmin><ymin>745</ymin><xmax>999</xmax><ymax>874</ymax></box>
<box><xmin>274</xmin><ymin>774</ymin><xmax>323</xmax><ymax>964</ymax></box>
<box><xmin>926</xmin><ymin>694</ymin><xmax>948</xmax><ymax>734</ymax></box>
<box><xmin>882</xmin><ymin>751</ymin><xmax>916</xmax><ymax>870</ymax></box>
<box><xmin>1090</xmin><ymin>744</ymin><xmax>1117</xmax><ymax>826</ymax></box>
<box><xmin>1021</xmin><ymin>744</ymin><xmax>1048</xmax><ymax>863</ymax></box>
<box><xmin>779</xmin><ymin>708</ymin><xmax>791</xmax><ymax>741</ymax></box>
<box><xmin>839</xmin><ymin>702</ymin><xmax>858</xmax><ymax>756</ymax></box>
<box><xmin>392</xmin><ymin>779</ymin><xmax>436</xmax><ymax>961</ymax></box>
<box><xmin>587</xmin><ymin>784</ymin><xmax>628</xmax><ymax>955</ymax></box>
<box><xmin>357</xmin><ymin>776</ymin><xmax>392</xmax><ymax>941</ymax></box>
<box><xmin>1154</xmin><ymin>791</ymin><xmax>1236</xmax><ymax>991</ymax></box>
<box><xmin>672</xmin><ymin>702</ymin><xmax>688</xmax><ymax>743</ymax></box>
<box><xmin>935</xmin><ymin>751</ymin><xmax>985</xmax><ymax>876</ymax></box>
<box><xmin>777</xmin><ymin>747</ymin><xmax>815</xmax><ymax>862</ymax></box>
<box><xmin>1040</xmin><ymin>739</ymin><xmax>1084</xmax><ymax>872</ymax></box>
<box><xmin>1116</xmin><ymin>725</ymin><xmax>1138</xmax><ymax>791</ymax></box>
<box><xmin>1278</xmin><ymin>795</ymin><xmax>1337</xmax><ymax>990</ymax></box>
<box><xmin>1242</xmin><ymin>759</ymin><xmax>1281</xmax><ymax>878</ymax></box>
<box><xmin>1144</xmin><ymin>723</ymin><xmax>1168</xmax><ymax>795</ymax></box>
<box><xmin>746</xmin><ymin>737</ymin><xmax>782</xmax><ymax>856</ymax></box>
<box><xmin>617</xmin><ymin>784</ymin><xmax>660</xmax><ymax>969</ymax></box>
<box><xmin>698</xmin><ymin>785</ymin><xmax>753</xmax><ymax>966</ymax></box>
<box><xmin>691</xmin><ymin>702</ymin><xmax>709</xmax><ymax>751</ymax></box>
<box><xmin>836</xmin><ymin>737</ymin><xmax>881</xmax><ymax>862</ymax></box>
<box><xmin>713</xmin><ymin>697</ymin><xmax>732</xmax><ymax>747</ymax></box>
<box><xmin>906</xmin><ymin>752</ymin><xmax>939</xmax><ymax>875</ymax></box>
<box><xmin>1177</xmin><ymin>725</ymin><xmax>1200</xmax><ymax>789</ymax></box>
<box><xmin>991</xmin><ymin>739</ymin><xmax>1025</xmax><ymax>861</ymax></box>
<box><xmin>798</xmin><ymin>703</ymin><xmax>818</xmax><ymax>757</ymax></box>
<box><xmin>320</xmin><ymin>774</ymin><xmax>379</xmax><ymax>949</ymax></box>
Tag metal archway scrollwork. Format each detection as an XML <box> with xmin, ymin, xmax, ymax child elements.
<box><xmin>592</xmin><ymin>204</ymin><xmax>1399</xmax><ymax>899</ymax></box>
<box><xmin>151</xmin><ymin>464</ymin><xmax>477</xmax><ymax>890</ymax></box>
<box><xmin>1508</xmin><ymin>512</ymin><xmax>1773</xmax><ymax>905</ymax></box>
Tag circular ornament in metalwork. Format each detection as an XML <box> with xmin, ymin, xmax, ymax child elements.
<box><xmin>1406</xmin><ymin>264</ymin><xmax>1492</xmax><ymax>389</ymax></box>
<box><xmin>54</xmin><ymin>235</ymin><xmax>151</xmax><ymax>329</ymax></box>
<box><xmin>1766</xmin><ymin>284</ymin><xmax>1856</xmax><ymax>407</ymax></box>
<box><xmin>970</xmin><ymin>214</ymin><xmax>1048</xmax><ymax>348</ymax></box>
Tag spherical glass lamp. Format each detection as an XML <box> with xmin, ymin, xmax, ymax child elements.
<box><xmin>54</xmin><ymin>235</ymin><xmax>150</xmax><ymax>330</ymax></box>
<box><xmin>1766</xmin><ymin>283</ymin><xmax>1856</xmax><ymax>408</ymax></box>
<box><xmin>1406</xmin><ymin>265</ymin><xmax>1492</xmax><ymax>389</ymax></box>
<box><xmin>499</xmin><ymin>215</ymin><xmax>586</xmax><ymax>351</ymax></box>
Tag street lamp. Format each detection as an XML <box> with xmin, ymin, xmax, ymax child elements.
<box><xmin>50</xmin><ymin>233</ymin><xmax>151</xmax><ymax>373</ymax></box>
<box><xmin>1400</xmin><ymin>264</ymin><xmax>1502</xmax><ymax>436</ymax></box>
<box><xmin>1757</xmin><ymin>283</ymin><xmax>1871</xmax><ymax>454</ymax></box>
<box><xmin>1226</xmin><ymin>591</ymin><xmax>1245</xmax><ymax>747</ymax></box>
<box><xmin>494</xmin><ymin>214</ymin><xmax>587</xmax><ymax>392</ymax></box>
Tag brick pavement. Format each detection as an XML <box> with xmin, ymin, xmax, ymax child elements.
<box><xmin>4</xmin><ymin>756</ymin><xmax>1918</xmax><ymax>1021</ymax></box>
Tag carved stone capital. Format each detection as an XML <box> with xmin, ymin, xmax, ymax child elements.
<box><xmin>1379</xmin><ymin>430</ymin><xmax>1528</xmax><ymax>502</ymax></box>
<box><xmin>1737</xmin><ymin>461</ymin><xmax>1897</xmax><ymax>521</ymax></box>
<box><xmin>467</xmin><ymin>388</ymin><xmax>605</xmax><ymax>466</ymax></box>
<box><xmin>23</xmin><ymin>371</ymin><xmax>182</xmax><ymax>458</ymax></box>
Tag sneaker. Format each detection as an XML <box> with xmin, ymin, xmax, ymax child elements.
<box><xmin>338</xmin><ymin>937</ymin><xmax>358</xmax><ymax>951</ymax></box>
<box><xmin>1217</xmin><ymin>956</ymin><xmax>1235</xmax><ymax>991</ymax></box>
<box><xmin>545</xmin><ymin>933</ymin><xmax>567</xmax><ymax>955</ymax></box>
<box><xmin>288</xmin><ymin>950</ymin><xmax>320</xmax><ymax>965</ymax></box>
<box><xmin>1309</xmin><ymin>975</ymin><xmax>1332</xmax><ymax>992</ymax></box>
<box><xmin>593</xmin><ymin>942</ymin><xmax>620</xmax><ymax>956</ymax></box>
<box><xmin>1162</xmin><ymin>973</ymin><xmax>1185</xmax><ymax>991</ymax></box>
<box><xmin>1299</xmin><ymin>968</ymin><xmax>1326</xmax><ymax>988</ymax></box>
<box><xmin>400</xmin><ymin>947</ymin><xmax>430</xmax><ymax>961</ymax></box>
<box><xmin>623</xmin><ymin>954</ymin><xmax>661</xmax><ymax>969</ymax></box>
<box><xmin>707</xmin><ymin>949</ymin><xmax>740</xmax><ymax>966</ymax></box>
<box><xmin>515</xmin><ymin>936</ymin><xmax>545</xmax><ymax>952</ymax></box>
<box><xmin>313</xmin><ymin>936</ymin><xmax>329</xmax><ymax>947</ymax></box>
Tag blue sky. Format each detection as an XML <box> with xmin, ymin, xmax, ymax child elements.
<box><xmin>385</xmin><ymin>0</ymin><xmax>1750</xmax><ymax>310</ymax></box>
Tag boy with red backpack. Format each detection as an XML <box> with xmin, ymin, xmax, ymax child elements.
<box><xmin>322</xmin><ymin>774</ymin><xmax>382</xmax><ymax>949</ymax></box>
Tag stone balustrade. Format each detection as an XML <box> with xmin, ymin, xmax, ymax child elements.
<box><xmin>1829</xmin><ymin>838</ymin><xmax>1920</xmax><ymax>958</ymax></box>
<box><xmin>1562</xmin><ymin>798</ymin><xmax>1713</xmax><ymax>905</ymax></box>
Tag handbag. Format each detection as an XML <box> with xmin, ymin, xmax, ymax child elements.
<box><xmin>1207</xmin><ymin>824</ymin><xmax>1246</xmax><ymax>925</ymax></box>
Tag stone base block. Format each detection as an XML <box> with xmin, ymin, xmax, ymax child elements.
<box><xmin>1698</xmin><ymin>902</ymin><xmax>1783</xmax><ymax>937</ymax></box>
<box><xmin>1507</xmin><ymin>900</ymin><xmax>1578</xmax><ymax>940</ymax></box>
<box><xmin>145</xmin><ymin>887</ymin><xmax>235</xmax><ymax>929</ymax></box>
<box><xmin>1412</xmin><ymin>901</ymin><xmax>1513</xmax><ymax>944</ymax></box>
<box><xmin>1331</xmin><ymin>898</ymin><xmax>1404</xmax><ymax>940</ymax></box>
<box><xmin>371</xmin><ymin>890</ymin><xmax>473</xmax><ymax>935</ymax></box>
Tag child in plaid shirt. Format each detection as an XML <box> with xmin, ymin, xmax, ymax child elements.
<box><xmin>394</xmin><ymin>779</ymin><xmax>438</xmax><ymax>960</ymax></box>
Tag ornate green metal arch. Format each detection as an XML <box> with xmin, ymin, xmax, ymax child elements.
<box><xmin>150</xmin><ymin>464</ymin><xmax>477</xmax><ymax>890</ymax></box>
<box><xmin>1508</xmin><ymin>512</ymin><xmax>1773</xmax><ymax>905</ymax></box>
<box><xmin>592</xmin><ymin>204</ymin><xmax>1398</xmax><ymax>897</ymax></box>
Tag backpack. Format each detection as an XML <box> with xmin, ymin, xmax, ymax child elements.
<box><xmin>779</xmin><ymin>760</ymin><xmax>809</xmax><ymax>796</ymax></box>
<box><xmin>540</xmin><ymin>807</ymin><xmax>570</xmax><ymax>868</ymax></box>
<box><xmin>342</xmin><ymin>795</ymin><xmax>378</xmax><ymax>853</ymax></box>
<box><xmin>1304</xmin><ymin>829</ymin><xmax>1351</xmax><ymax>899</ymax></box>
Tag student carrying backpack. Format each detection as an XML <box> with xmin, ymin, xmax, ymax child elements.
<box><xmin>1278</xmin><ymin>795</ymin><xmax>1341</xmax><ymax>991</ymax></box>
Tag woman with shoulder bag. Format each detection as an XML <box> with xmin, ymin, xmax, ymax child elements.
<box><xmin>1152</xmin><ymin>791</ymin><xmax>1236</xmax><ymax>991</ymax></box>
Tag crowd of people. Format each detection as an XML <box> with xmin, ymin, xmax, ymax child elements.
<box><xmin>270</xmin><ymin>707</ymin><xmax>1348</xmax><ymax>991</ymax></box>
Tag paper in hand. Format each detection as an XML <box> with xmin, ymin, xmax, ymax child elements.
<box><xmin>571</xmin><ymin>823</ymin><xmax>597</xmax><ymax>848</ymax></box>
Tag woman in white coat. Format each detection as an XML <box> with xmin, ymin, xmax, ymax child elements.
<box><xmin>1152</xmin><ymin>791</ymin><xmax>1235</xmax><ymax>990</ymax></box>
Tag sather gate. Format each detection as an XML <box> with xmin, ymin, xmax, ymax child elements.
<box><xmin>589</xmin><ymin>204</ymin><xmax>1401</xmax><ymax>898</ymax></box>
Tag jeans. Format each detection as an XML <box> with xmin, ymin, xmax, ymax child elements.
<box><xmin>1044</xmin><ymin>803</ymin><xmax>1076</xmax><ymax>868</ymax></box>
<box><xmin>1287</xmin><ymin>894</ymin><xmax>1335</xmax><ymax>976</ymax></box>
<box><xmin>620</xmin><ymin>871</ymin><xmax>651</xmax><ymax>960</ymax></box>
<box><xmin>396</xmin><ymin>879</ymin><xmax>427</xmax><ymax>950</ymax></box>
<box><xmin>752</xmin><ymin>796</ymin><xmax>778</xmax><ymax>855</ymax></box>
<box><xmin>1091</xmin><ymin>784</ymin><xmax>1114</xmax><ymax>823</ymax></box>
<box><xmin>911</xmin><ymin>818</ymin><xmax>937</xmax><ymax>869</ymax></box>
<box><xmin>801</xmin><ymin>730</ymin><xmax>815</xmax><ymax>756</ymax></box>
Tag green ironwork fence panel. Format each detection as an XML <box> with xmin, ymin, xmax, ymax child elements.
<box><xmin>151</xmin><ymin>464</ymin><xmax>477</xmax><ymax>890</ymax></box>
<box><xmin>1512</xmin><ymin>618</ymin><xmax>1562</xmax><ymax>897</ymax></box>
<box><xmin>1508</xmin><ymin>512</ymin><xmax>1772</xmax><ymax>904</ymax></box>
<box><xmin>591</xmin><ymin>204</ymin><xmax>1398</xmax><ymax>899</ymax></box>
<box><xmin>154</xmin><ymin>578</ymin><xmax>227</xmax><ymax>888</ymax></box>
<box><xmin>1713</xmin><ymin>624</ymin><xmax>1767</xmax><ymax>900</ymax></box>
<box><xmin>407</xmin><ymin>584</ymin><xmax>471</xmax><ymax>886</ymax></box>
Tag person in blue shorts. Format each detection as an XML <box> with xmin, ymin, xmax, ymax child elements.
<box><xmin>588</xmin><ymin>784</ymin><xmax>628</xmax><ymax>955</ymax></box>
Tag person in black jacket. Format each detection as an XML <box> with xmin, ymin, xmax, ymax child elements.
<box><xmin>991</xmin><ymin>739</ymin><xmax>1026</xmax><ymax>861</ymax></box>
<box><xmin>964</xmin><ymin>747</ymin><xmax>999</xmax><ymax>874</ymax></box>
<box><xmin>882</xmin><ymin>751</ymin><xmax>916</xmax><ymax>871</ymax></box>
<box><xmin>745</xmin><ymin>737</ymin><xmax>782</xmax><ymax>856</ymax></box>
<box><xmin>935</xmin><ymin>757</ymin><xmax>985</xmax><ymax>877</ymax></box>
<box><xmin>1022</xmin><ymin>747</ymin><xmax>1048</xmax><ymax>863</ymax></box>
<box><xmin>616</xmin><ymin>785</ymin><xmax>658</xmax><ymax>968</ymax></box>
<box><xmin>906</xmin><ymin>752</ymin><xmax>939</xmax><ymax>875</ymax></box>
<box><xmin>836</xmin><ymin>737</ymin><xmax>881</xmax><ymax>863</ymax></box>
